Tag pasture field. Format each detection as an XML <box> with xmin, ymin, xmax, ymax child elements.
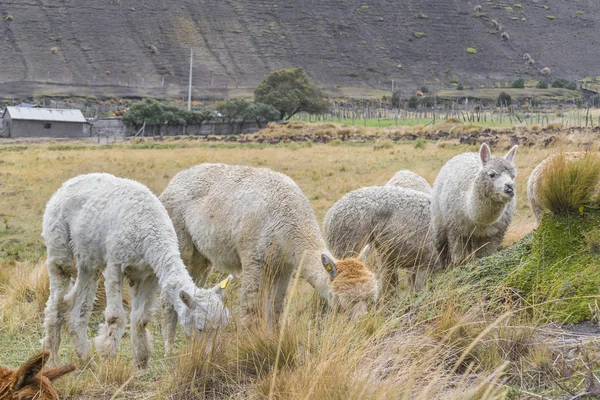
<box><xmin>0</xmin><ymin>136</ymin><xmax>597</xmax><ymax>399</ymax></box>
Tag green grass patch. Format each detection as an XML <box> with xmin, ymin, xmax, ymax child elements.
<box><xmin>413</xmin><ymin>32</ymin><xmax>426</xmax><ymax>38</ymax></box>
<box><xmin>466</xmin><ymin>47</ymin><xmax>478</xmax><ymax>54</ymax></box>
<box><xmin>546</xmin><ymin>15</ymin><xmax>556</xmax><ymax>20</ymax></box>
<box><xmin>505</xmin><ymin>6</ymin><xmax>513</xmax><ymax>12</ymax></box>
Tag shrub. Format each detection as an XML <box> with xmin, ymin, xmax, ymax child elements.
<box><xmin>551</xmin><ymin>78</ymin><xmax>570</xmax><ymax>88</ymax></box>
<box><xmin>565</xmin><ymin>81</ymin><xmax>577</xmax><ymax>90</ymax></box>
<box><xmin>536</xmin><ymin>81</ymin><xmax>548</xmax><ymax>89</ymax></box>
<box><xmin>505</xmin><ymin>7</ymin><xmax>513</xmax><ymax>12</ymax></box>
<box><xmin>511</xmin><ymin>78</ymin><xmax>525</xmax><ymax>88</ymax></box>
<box><xmin>590</xmin><ymin>94</ymin><xmax>600</xmax><ymax>107</ymax></box>
<box><xmin>497</xmin><ymin>92</ymin><xmax>512</xmax><ymax>107</ymax></box>
<box><xmin>546</xmin><ymin>15</ymin><xmax>556</xmax><ymax>20</ymax></box>
<box><xmin>408</xmin><ymin>96</ymin><xmax>419</xmax><ymax>109</ymax></box>
<box><xmin>391</xmin><ymin>90</ymin><xmax>402</xmax><ymax>107</ymax></box>
<box><xmin>576</xmin><ymin>10</ymin><xmax>583</xmax><ymax>16</ymax></box>
<box><xmin>522</xmin><ymin>53</ymin><xmax>531</xmax><ymax>60</ymax></box>
<box><xmin>361</xmin><ymin>5</ymin><xmax>369</xmax><ymax>10</ymax></box>
<box><xmin>457</xmin><ymin>83</ymin><xmax>464</xmax><ymax>90</ymax></box>
<box><xmin>420</xmin><ymin>86</ymin><xmax>429</xmax><ymax>93</ymax></box>
<box><xmin>414</xmin><ymin>139</ymin><xmax>427</xmax><ymax>150</ymax></box>
<box><xmin>466</xmin><ymin>47</ymin><xmax>477</xmax><ymax>54</ymax></box>
<box><xmin>540</xmin><ymin>153</ymin><xmax>600</xmax><ymax>216</ymax></box>
<box><xmin>417</xmin><ymin>13</ymin><xmax>428</xmax><ymax>19</ymax></box>
<box><xmin>413</xmin><ymin>32</ymin><xmax>426</xmax><ymax>38</ymax></box>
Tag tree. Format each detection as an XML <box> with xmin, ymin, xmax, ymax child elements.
<box><xmin>254</xmin><ymin>68</ymin><xmax>329</xmax><ymax>120</ymax></box>
<box><xmin>391</xmin><ymin>91</ymin><xmax>402</xmax><ymax>107</ymax></box>
<box><xmin>216</xmin><ymin>99</ymin><xmax>251</xmax><ymax>122</ymax></box>
<box><xmin>244</xmin><ymin>102</ymin><xmax>280</xmax><ymax>128</ymax></box>
<box><xmin>536</xmin><ymin>81</ymin><xmax>548</xmax><ymax>89</ymax></box>
<box><xmin>552</xmin><ymin>78</ymin><xmax>570</xmax><ymax>88</ymax></box>
<box><xmin>408</xmin><ymin>96</ymin><xmax>419</xmax><ymax>109</ymax></box>
<box><xmin>179</xmin><ymin>109</ymin><xmax>214</xmax><ymax>125</ymax></box>
<box><xmin>122</xmin><ymin>98</ymin><xmax>166</xmax><ymax>127</ymax></box>
<box><xmin>511</xmin><ymin>78</ymin><xmax>525</xmax><ymax>89</ymax></box>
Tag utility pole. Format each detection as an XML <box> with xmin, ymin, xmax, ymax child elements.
<box><xmin>187</xmin><ymin>49</ymin><xmax>193</xmax><ymax>111</ymax></box>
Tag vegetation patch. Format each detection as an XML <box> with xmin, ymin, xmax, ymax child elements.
<box><xmin>466</xmin><ymin>47</ymin><xmax>477</xmax><ymax>54</ymax></box>
<box><xmin>546</xmin><ymin>15</ymin><xmax>556</xmax><ymax>20</ymax></box>
<box><xmin>413</xmin><ymin>32</ymin><xmax>426</xmax><ymax>39</ymax></box>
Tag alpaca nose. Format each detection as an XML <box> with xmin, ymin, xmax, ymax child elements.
<box><xmin>504</xmin><ymin>183</ymin><xmax>514</xmax><ymax>194</ymax></box>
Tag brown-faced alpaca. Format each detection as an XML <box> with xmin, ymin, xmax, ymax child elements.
<box><xmin>0</xmin><ymin>350</ymin><xmax>75</xmax><ymax>400</ymax></box>
<box><xmin>323</xmin><ymin>251</ymin><xmax>378</xmax><ymax>319</ymax></box>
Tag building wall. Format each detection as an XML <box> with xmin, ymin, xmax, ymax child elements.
<box><xmin>7</xmin><ymin>120</ymin><xmax>89</xmax><ymax>138</ymax></box>
<box><xmin>91</xmin><ymin>118</ymin><xmax>126</xmax><ymax>138</ymax></box>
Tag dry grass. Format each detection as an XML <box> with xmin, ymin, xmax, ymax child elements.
<box><xmin>540</xmin><ymin>152</ymin><xmax>600</xmax><ymax>215</ymax></box>
<box><xmin>0</xmin><ymin>136</ymin><xmax>596</xmax><ymax>398</ymax></box>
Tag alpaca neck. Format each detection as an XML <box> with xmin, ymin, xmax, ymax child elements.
<box><xmin>149</xmin><ymin>251</ymin><xmax>199</xmax><ymax>315</ymax></box>
<box><xmin>467</xmin><ymin>185</ymin><xmax>508</xmax><ymax>226</ymax></box>
<box><xmin>298</xmin><ymin>250</ymin><xmax>332</xmax><ymax>306</ymax></box>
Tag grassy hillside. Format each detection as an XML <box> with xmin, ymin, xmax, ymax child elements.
<box><xmin>0</xmin><ymin>0</ymin><xmax>598</xmax><ymax>98</ymax></box>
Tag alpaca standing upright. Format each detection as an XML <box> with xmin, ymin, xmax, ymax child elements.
<box><xmin>42</xmin><ymin>173</ymin><xmax>232</xmax><ymax>368</ymax></box>
<box><xmin>0</xmin><ymin>350</ymin><xmax>75</xmax><ymax>400</ymax></box>
<box><xmin>431</xmin><ymin>143</ymin><xmax>518</xmax><ymax>267</ymax></box>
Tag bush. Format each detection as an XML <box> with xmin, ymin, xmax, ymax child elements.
<box><xmin>565</xmin><ymin>81</ymin><xmax>577</xmax><ymax>90</ymax></box>
<box><xmin>497</xmin><ymin>92</ymin><xmax>512</xmax><ymax>107</ymax></box>
<box><xmin>540</xmin><ymin>153</ymin><xmax>600</xmax><ymax>216</ymax></box>
<box><xmin>466</xmin><ymin>48</ymin><xmax>477</xmax><ymax>54</ymax></box>
<box><xmin>551</xmin><ymin>78</ymin><xmax>570</xmax><ymax>88</ymax></box>
<box><xmin>413</xmin><ymin>32</ymin><xmax>426</xmax><ymax>38</ymax></box>
<box><xmin>420</xmin><ymin>86</ymin><xmax>429</xmax><ymax>93</ymax></box>
<box><xmin>391</xmin><ymin>90</ymin><xmax>402</xmax><ymax>107</ymax></box>
<box><xmin>590</xmin><ymin>94</ymin><xmax>600</xmax><ymax>107</ymax></box>
<box><xmin>457</xmin><ymin>83</ymin><xmax>464</xmax><ymax>90</ymax></box>
<box><xmin>414</xmin><ymin>139</ymin><xmax>427</xmax><ymax>150</ymax></box>
<box><xmin>536</xmin><ymin>81</ymin><xmax>548</xmax><ymax>89</ymax></box>
<box><xmin>408</xmin><ymin>96</ymin><xmax>419</xmax><ymax>109</ymax></box>
<box><xmin>511</xmin><ymin>78</ymin><xmax>525</xmax><ymax>89</ymax></box>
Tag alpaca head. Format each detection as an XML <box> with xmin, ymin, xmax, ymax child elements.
<box><xmin>1</xmin><ymin>350</ymin><xmax>75</xmax><ymax>400</ymax></box>
<box><xmin>321</xmin><ymin>245</ymin><xmax>378</xmax><ymax>320</ymax></box>
<box><xmin>476</xmin><ymin>143</ymin><xmax>518</xmax><ymax>203</ymax></box>
<box><xmin>178</xmin><ymin>275</ymin><xmax>233</xmax><ymax>337</ymax></box>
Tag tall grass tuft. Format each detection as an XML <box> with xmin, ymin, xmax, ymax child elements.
<box><xmin>540</xmin><ymin>152</ymin><xmax>600</xmax><ymax>215</ymax></box>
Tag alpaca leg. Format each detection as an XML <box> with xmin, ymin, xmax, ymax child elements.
<box><xmin>269</xmin><ymin>268</ymin><xmax>294</xmax><ymax>323</ymax></box>
<box><xmin>161</xmin><ymin>293</ymin><xmax>178</xmax><ymax>356</ymax></box>
<box><xmin>448</xmin><ymin>233</ymin><xmax>470</xmax><ymax>267</ymax></box>
<box><xmin>43</xmin><ymin>256</ymin><xmax>74</xmax><ymax>367</ymax></box>
<box><xmin>94</xmin><ymin>265</ymin><xmax>127</xmax><ymax>359</ymax></box>
<box><xmin>64</xmin><ymin>267</ymin><xmax>98</xmax><ymax>361</ymax></box>
<box><xmin>240</xmin><ymin>258</ymin><xmax>265</xmax><ymax>324</ymax></box>
<box><xmin>130</xmin><ymin>277</ymin><xmax>159</xmax><ymax>368</ymax></box>
<box><xmin>188</xmin><ymin>247</ymin><xmax>213</xmax><ymax>286</ymax></box>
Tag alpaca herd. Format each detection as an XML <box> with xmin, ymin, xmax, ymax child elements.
<box><xmin>8</xmin><ymin>142</ymin><xmax>583</xmax><ymax>399</ymax></box>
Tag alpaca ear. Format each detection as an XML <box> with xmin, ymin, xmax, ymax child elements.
<box><xmin>359</xmin><ymin>244</ymin><xmax>371</xmax><ymax>264</ymax></box>
<box><xmin>13</xmin><ymin>350</ymin><xmax>50</xmax><ymax>390</ymax></box>
<box><xmin>321</xmin><ymin>254</ymin><xmax>337</xmax><ymax>279</ymax></box>
<box><xmin>504</xmin><ymin>145</ymin><xmax>518</xmax><ymax>164</ymax></box>
<box><xmin>179</xmin><ymin>289</ymin><xmax>193</xmax><ymax>308</ymax></box>
<box><xmin>43</xmin><ymin>364</ymin><xmax>76</xmax><ymax>382</ymax></box>
<box><xmin>479</xmin><ymin>143</ymin><xmax>492</xmax><ymax>165</ymax></box>
<box><xmin>212</xmin><ymin>275</ymin><xmax>234</xmax><ymax>297</ymax></box>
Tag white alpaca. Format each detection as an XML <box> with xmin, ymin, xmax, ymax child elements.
<box><xmin>159</xmin><ymin>163</ymin><xmax>378</xmax><ymax>345</ymax></box>
<box><xmin>41</xmin><ymin>173</ymin><xmax>231</xmax><ymax>368</ymax></box>
<box><xmin>431</xmin><ymin>143</ymin><xmax>518</xmax><ymax>267</ymax></box>
<box><xmin>385</xmin><ymin>170</ymin><xmax>432</xmax><ymax>194</ymax></box>
<box><xmin>324</xmin><ymin>186</ymin><xmax>439</xmax><ymax>293</ymax></box>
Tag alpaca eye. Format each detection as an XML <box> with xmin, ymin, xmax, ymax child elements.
<box><xmin>488</xmin><ymin>171</ymin><xmax>497</xmax><ymax>178</ymax></box>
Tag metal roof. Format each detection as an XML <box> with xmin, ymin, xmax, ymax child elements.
<box><xmin>4</xmin><ymin>107</ymin><xmax>86</xmax><ymax>123</ymax></box>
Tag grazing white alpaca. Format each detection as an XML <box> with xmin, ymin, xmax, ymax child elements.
<box><xmin>160</xmin><ymin>163</ymin><xmax>378</xmax><ymax>344</ymax></box>
<box><xmin>42</xmin><ymin>173</ymin><xmax>231</xmax><ymax>368</ymax></box>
